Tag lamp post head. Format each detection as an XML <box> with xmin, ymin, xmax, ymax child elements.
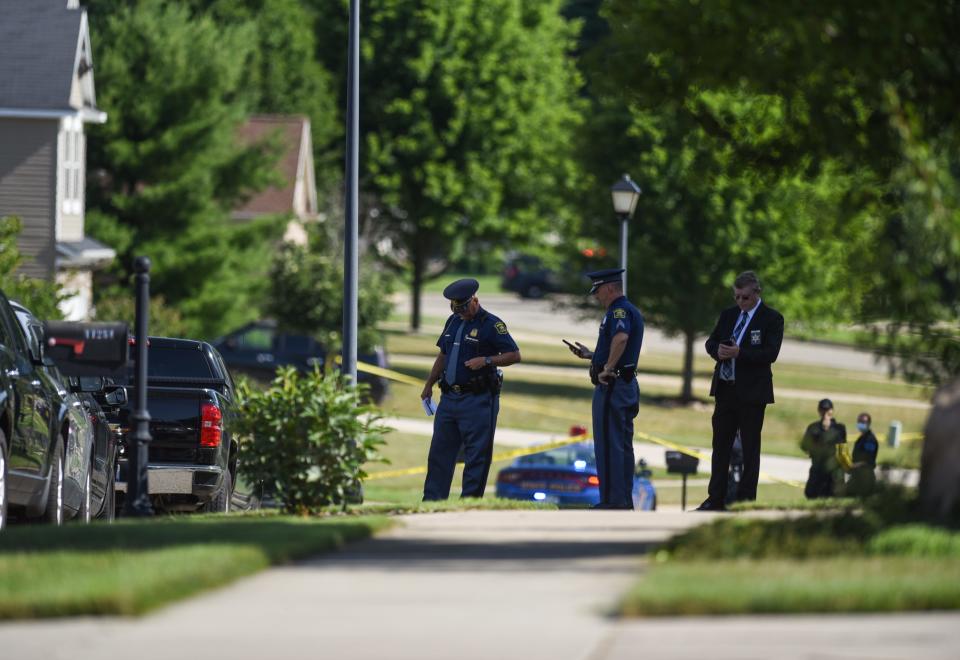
<box><xmin>611</xmin><ymin>173</ymin><xmax>642</xmax><ymax>219</ymax></box>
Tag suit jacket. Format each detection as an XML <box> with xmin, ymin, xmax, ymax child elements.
<box><xmin>705</xmin><ymin>302</ymin><xmax>784</xmax><ymax>404</ymax></box>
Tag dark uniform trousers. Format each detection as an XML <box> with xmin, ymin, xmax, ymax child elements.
<box><xmin>423</xmin><ymin>390</ymin><xmax>500</xmax><ymax>500</ymax></box>
<box><xmin>709</xmin><ymin>380</ymin><xmax>766</xmax><ymax>502</ymax></box>
<box><xmin>592</xmin><ymin>378</ymin><xmax>639</xmax><ymax>508</ymax></box>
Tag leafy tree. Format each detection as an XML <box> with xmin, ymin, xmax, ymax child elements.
<box><xmin>571</xmin><ymin>92</ymin><xmax>859</xmax><ymax>401</ymax></box>
<box><xmin>598</xmin><ymin>0</ymin><xmax>960</xmax><ymax>384</ymax></box>
<box><xmin>265</xmin><ymin>227</ymin><xmax>395</xmax><ymax>353</ymax></box>
<box><xmin>85</xmin><ymin>0</ymin><xmax>283</xmax><ymax>338</ymax></box>
<box><xmin>0</xmin><ymin>216</ymin><xmax>64</xmax><ymax>320</ymax></box>
<box><xmin>309</xmin><ymin>0</ymin><xmax>585</xmax><ymax>330</ymax></box>
<box><xmin>188</xmin><ymin>0</ymin><xmax>342</xmax><ymax>179</ymax></box>
<box><xmin>92</xmin><ymin>287</ymin><xmax>190</xmax><ymax>339</ymax></box>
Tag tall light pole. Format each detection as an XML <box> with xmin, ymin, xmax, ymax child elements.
<box><xmin>342</xmin><ymin>0</ymin><xmax>359</xmax><ymax>383</ymax></box>
<box><xmin>610</xmin><ymin>174</ymin><xmax>642</xmax><ymax>295</ymax></box>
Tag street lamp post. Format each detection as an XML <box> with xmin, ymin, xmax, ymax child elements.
<box><xmin>610</xmin><ymin>174</ymin><xmax>642</xmax><ymax>295</ymax></box>
<box><xmin>342</xmin><ymin>0</ymin><xmax>359</xmax><ymax>384</ymax></box>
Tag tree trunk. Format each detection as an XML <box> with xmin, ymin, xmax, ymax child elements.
<box><xmin>681</xmin><ymin>329</ymin><xmax>695</xmax><ymax>403</ymax></box>
<box><xmin>411</xmin><ymin>245</ymin><xmax>423</xmax><ymax>332</ymax></box>
<box><xmin>918</xmin><ymin>377</ymin><xmax>960</xmax><ymax>521</ymax></box>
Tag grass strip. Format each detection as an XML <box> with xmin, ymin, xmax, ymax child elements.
<box><xmin>0</xmin><ymin>513</ymin><xmax>391</xmax><ymax>619</ymax></box>
<box><xmin>619</xmin><ymin>557</ymin><xmax>960</xmax><ymax>616</ymax></box>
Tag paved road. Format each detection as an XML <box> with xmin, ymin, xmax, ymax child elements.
<box><xmin>394</xmin><ymin>292</ymin><xmax>891</xmax><ymax>374</ymax></box>
<box><xmin>1</xmin><ymin>510</ymin><xmax>955</xmax><ymax>660</ymax></box>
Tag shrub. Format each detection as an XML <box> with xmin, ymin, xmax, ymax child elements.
<box><xmin>236</xmin><ymin>367</ymin><xmax>387</xmax><ymax>513</ymax></box>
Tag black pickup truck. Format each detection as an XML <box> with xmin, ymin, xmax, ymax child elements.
<box><xmin>112</xmin><ymin>337</ymin><xmax>238</xmax><ymax>513</ymax></box>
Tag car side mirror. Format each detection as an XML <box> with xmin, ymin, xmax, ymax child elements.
<box><xmin>104</xmin><ymin>387</ymin><xmax>127</xmax><ymax>406</ymax></box>
<box><xmin>77</xmin><ymin>376</ymin><xmax>106</xmax><ymax>393</ymax></box>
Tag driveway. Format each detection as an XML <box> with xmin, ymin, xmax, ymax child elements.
<box><xmin>0</xmin><ymin>510</ymin><xmax>954</xmax><ymax>660</ymax></box>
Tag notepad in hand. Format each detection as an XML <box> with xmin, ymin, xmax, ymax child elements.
<box><xmin>422</xmin><ymin>397</ymin><xmax>437</xmax><ymax>416</ymax></box>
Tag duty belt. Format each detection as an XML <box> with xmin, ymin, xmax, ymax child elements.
<box><xmin>589</xmin><ymin>364</ymin><xmax>637</xmax><ymax>386</ymax></box>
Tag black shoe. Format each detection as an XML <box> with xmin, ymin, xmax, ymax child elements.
<box><xmin>694</xmin><ymin>499</ymin><xmax>726</xmax><ymax>512</ymax></box>
<box><xmin>590</xmin><ymin>502</ymin><xmax>611</xmax><ymax>509</ymax></box>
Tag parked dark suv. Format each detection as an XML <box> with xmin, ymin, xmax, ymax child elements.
<box><xmin>501</xmin><ymin>255</ymin><xmax>561</xmax><ymax>299</ymax></box>
<box><xmin>213</xmin><ymin>320</ymin><xmax>390</xmax><ymax>403</ymax></box>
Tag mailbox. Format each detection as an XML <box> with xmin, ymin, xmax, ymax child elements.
<box><xmin>665</xmin><ymin>450</ymin><xmax>699</xmax><ymax>475</ymax></box>
<box><xmin>43</xmin><ymin>321</ymin><xmax>129</xmax><ymax>376</ymax></box>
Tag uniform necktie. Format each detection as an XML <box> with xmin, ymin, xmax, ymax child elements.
<box><xmin>445</xmin><ymin>322</ymin><xmax>466</xmax><ymax>385</ymax></box>
<box><xmin>720</xmin><ymin>311</ymin><xmax>749</xmax><ymax>380</ymax></box>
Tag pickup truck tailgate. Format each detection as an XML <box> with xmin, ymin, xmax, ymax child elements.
<box><xmin>121</xmin><ymin>387</ymin><xmax>206</xmax><ymax>463</ymax></box>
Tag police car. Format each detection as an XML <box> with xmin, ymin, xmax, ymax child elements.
<box><xmin>495</xmin><ymin>441</ymin><xmax>657</xmax><ymax>509</ymax></box>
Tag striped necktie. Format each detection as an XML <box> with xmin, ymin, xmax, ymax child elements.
<box><xmin>720</xmin><ymin>311</ymin><xmax>749</xmax><ymax>380</ymax></box>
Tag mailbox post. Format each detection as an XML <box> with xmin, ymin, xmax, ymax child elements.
<box><xmin>665</xmin><ymin>450</ymin><xmax>700</xmax><ymax>511</ymax></box>
<box><xmin>125</xmin><ymin>257</ymin><xmax>154</xmax><ymax>516</ymax></box>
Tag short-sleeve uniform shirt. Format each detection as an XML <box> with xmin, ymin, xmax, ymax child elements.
<box><xmin>436</xmin><ymin>308</ymin><xmax>519</xmax><ymax>386</ymax></box>
<box><xmin>592</xmin><ymin>296</ymin><xmax>644</xmax><ymax>372</ymax></box>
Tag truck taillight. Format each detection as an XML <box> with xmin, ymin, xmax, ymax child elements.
<box><xmin>200</xmin><ymin>403</ymin><xmax>223</xmax><ymax>447</ymax></box>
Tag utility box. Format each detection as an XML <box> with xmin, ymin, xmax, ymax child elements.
<box><xmin>666</xmin><ymin>450</ymin><xmax>699</xmax><ymax>475</ymax></box>
<box><xmin>888</xmin><ymin>420</ymin><xmax>903</xmax><ymax>448</ymax></box>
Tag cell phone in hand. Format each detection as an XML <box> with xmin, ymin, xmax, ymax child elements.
<box><xmin>562</xmin><ymin>338</ymin><xmax>582</xmax><ymax>357</ymax></box>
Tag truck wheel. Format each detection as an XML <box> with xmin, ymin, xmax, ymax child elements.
<box><xmin>205</xmin><ymin>471</ymin><xmax>233</xmax><ymax>514</ymax></box>
<box><xmin>0</xmin><ymin>429</ymin><xmax>8</xmax><ymax>531</ymax></box>
<box><xmin>44</xmin><ymin>435</ymin><xmax>65</xmax><ymax>525</ymax></box>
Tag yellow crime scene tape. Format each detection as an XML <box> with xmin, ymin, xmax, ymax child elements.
<box><xmin>347</xmin><ymin>357</ymin><xmax>806</xmax><ymax>488</ymax></box>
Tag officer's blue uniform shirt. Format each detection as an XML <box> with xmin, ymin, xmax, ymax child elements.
<box><xmin>592</xmin><ymin>296</ymin><xmax>644</xmax><ymax>371</ymax></box>
<box><xmin>436</xmin><ymin>308</ymin><xmax>519</xmax><ymax>386</ymax></box>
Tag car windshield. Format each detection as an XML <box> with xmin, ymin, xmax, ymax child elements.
<box><xmin>514</xmin><ymin>443</ymin><xmax>596</xmax><ymax>469</ymax></box>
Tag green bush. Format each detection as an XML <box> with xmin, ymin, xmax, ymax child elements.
<box><xmin>236</xmin><ymin>367</ymin><xmax>387</xmax><ymax>513</ymax></box>
<box><xmin>868</xmin><ymin>524</ymin><xmax>960</xmax><ymax>557</ymax></box>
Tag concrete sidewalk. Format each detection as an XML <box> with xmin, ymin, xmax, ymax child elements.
<box><xmin>1</xmin><ymin>510</ymin><xmax>956</xmax><ymax>660</ymax></box>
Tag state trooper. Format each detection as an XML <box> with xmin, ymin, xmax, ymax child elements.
<box><xmin>421</xmin><ymin>278</ymin><xmax>521</xmax><ymax>500</ymax></box>
<box><xmin>567</xmin><ymin>268</ymin><xmax>644</xmax><ymax>509</ymax></box>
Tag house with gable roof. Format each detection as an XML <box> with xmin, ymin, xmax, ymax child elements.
<box><xmin>233</xmin><ymin>115</ymin><xmax>319</xmax><ymax>245</ymax></box>
<box><xmin>0</xmin><ymin>0</ymin><xmax>114</xmax><ymax>320</ymax></box>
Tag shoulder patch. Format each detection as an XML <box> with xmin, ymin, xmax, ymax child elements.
<box><xmin>613</xmin><ymin>309</ymin><xmax>627</xmax><ymax>319</ymax></box>
<box><xmin>495</xmin><ymin>321</ymin><xmax>508</xmax><ymax>335</ymax></box>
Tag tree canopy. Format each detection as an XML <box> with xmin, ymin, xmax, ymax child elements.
<box><xmin>309</xmin><ymin>0</ymin><xmax>586</xmax><ymax>329</ymax></box>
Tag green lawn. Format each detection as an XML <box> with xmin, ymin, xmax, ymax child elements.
<box><xmin>0</xmin><ymin>514</ymin><xmax>391</xmax><ymax>619</ymax></box>
<box><xmin>620</xmin><ymin>557</ymin><xmax>960</xmax><ymax>616</ymax></box>
<box><xmin>377</xmin><ymin>350</ymin><xmax>928</xmax><ymax>466</ymax></box>
<box><xmin>619</xmin><ymin>506</ymin><xmax>960</xmax><ymax>616</ymax></box>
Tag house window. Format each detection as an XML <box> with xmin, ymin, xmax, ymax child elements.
<box><xmin>61</xmin><ymin>116</ymin><xmax>84</xmax><ymax>216</ymax></box>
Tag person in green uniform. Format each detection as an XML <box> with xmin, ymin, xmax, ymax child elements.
<box><xmin>847</xmin><ymin>411</ymin><xmax>879</xmax><ymax>496</ymax></box>
<box><xmin>801</xmin><ymin>398</ymin><xmax>847</xmax><ymax>498</ymax></box>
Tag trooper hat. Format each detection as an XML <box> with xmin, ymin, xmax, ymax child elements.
<box><xmin>585</xmin><ymin>268</ymin><xmax>624</xmax><ymax>294</ymax></box>
<box><xmin>443</xmin><ymin>278</ymin><xmax>479</xmax><ymax>313</ymax></box>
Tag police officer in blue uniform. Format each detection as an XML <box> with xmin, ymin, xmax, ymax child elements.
<box><xmin>421</xmin><ymin>278</ymin><xmax>521</xmax><ymax>500</ymax></box>
<box><xmin>567</xmin><ymin>268</ymin><xmax>644</xmax><ymax>509</ymax></box>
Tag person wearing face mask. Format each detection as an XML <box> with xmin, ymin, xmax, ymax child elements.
<box><xmin>421</xmin><ymin>278</ymin><xmax>521</xmax><ymax>500</ymax></box>
<box><xmin>847</xmin><ymin>412</ymin><xmax>879</xmax><ymax>496</ymax></box>
<box><xmin>801</xmin><ymin>399</ymin><xmax>848</xmax><ymax>498</ymax></box>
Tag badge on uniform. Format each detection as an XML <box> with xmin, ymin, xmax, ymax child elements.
<box><xmin>469</xmin><ymin>328</ymin><xmax>478</xmax><ymax>337</ymax></box>
<box><xmin>495</xmin><ymin>322</ymin><xmax>508</xmax><ymax>335</ymax></box>
<box><xmin>613</xmin><ymin>309</ymin><xmax>626</xmax><ymax>319</ymax></box>
<box><xmin>750</xmin><ymin>329</ymin><xmax>761</xmax><ymax>345</ymax></box>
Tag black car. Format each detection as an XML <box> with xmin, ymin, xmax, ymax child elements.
<box><xmin>501</xmin><ymin>255</ymin><xmax>561</xmax><ymax>299</ymax></box>
<box><xmin>9</xmin><ymin>301</ymin><xmax>121</xmax><ymax>523</ymax></box>
<box><xmin>213</xmin><ymin>320</ymin><xmax>390</xmax><ymax>403</ymax></box>
<box><xmin>0</xmin><ymin>292</ymin><xmax>79</xmax><ymax>527</ymax></box>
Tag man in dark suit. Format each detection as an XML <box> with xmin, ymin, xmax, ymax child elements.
<box><xmin>697</xmin><ymin>271</ymin><xmax>784</xmax><ymax>511</ymax></box>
